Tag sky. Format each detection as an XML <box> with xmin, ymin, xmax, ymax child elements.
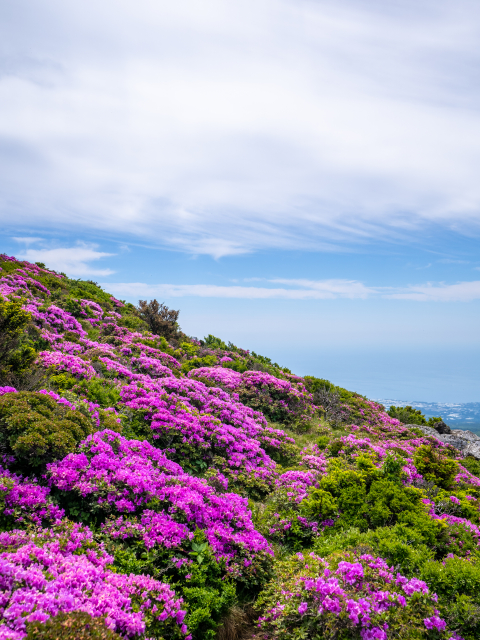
<box><xmin>1</xmin><ymin>0</ymin><xmax>479</xmax><ymax>402</ymax></box>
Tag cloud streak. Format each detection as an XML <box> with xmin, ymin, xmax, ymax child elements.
<box><xmin>103</xmin><ymin>278</ymin><xmax>480</xmax><ymax>302</ymax></box>
<box><xmin>1</xmin><ymin>0</ymin><xmax>480</xmax><ymax>256</ymax></box>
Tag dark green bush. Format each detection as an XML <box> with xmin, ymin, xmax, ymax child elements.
<box><xmin>136</xmin><ymin>299</ymin><xmax>180</xmax><ymax>339</ymax></box>
<box><xmin>26</xmin><ymin>612</ymin><xmax>121</xmax><ymax>640</ymax></box>
<box><xmin>0</xmin><ymin>392</ymin><xmax>97</xmax><ymax>472</ymax></box>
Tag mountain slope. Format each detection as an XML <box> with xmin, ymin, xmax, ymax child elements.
<box><xmin>0</xmin><ymin>252</ymin><xmax>479</xmax><ymax>640</ymax></box>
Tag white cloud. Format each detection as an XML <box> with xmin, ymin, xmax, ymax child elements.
<box><xmin>385</xmin><ymin>281</ymin><xmax>480</xmax><ymax>302</ymax></box>
<box><xmin>18</xmin><ymin>243</ymin><xmax>115</xmax><ymax>276</ymax></box>
<box><xmin>103</xmin><ymin>280</ymin><xmax>374</xmax><ymax>300</ymax></box>
<box><xmin>103</xmin><ymin>277</ymin><xmax>480</xmax><ymax>302</ymax></box>
<box><xmin>1</xmin><ymin>0</ymin><xmax>480</xmax><ymax>256</ymax></box>
<box><xmin>12</xmin><ymin>237</ymin><xmax>43</xmax><ymax>246</ymax></box>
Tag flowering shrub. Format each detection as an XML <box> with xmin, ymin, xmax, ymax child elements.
<box><xmin>0</xmin><ymin>526</ymin><xmax>189</xmax><ymax>640</ymax></box>
<box><xmin>119</xmin><ymin>383</ymin><xmax>281</xmax><ymax>496</ymax></box>
<box><xmin>0</xmin><ymin>463</ymin><xmax>64</xmax><ymax>527</ymax></box>
<box><xmin>237</xmin><ymin>370</ymin><xmax>315</xmax><ymax>427</ymax></box>
<box><xmin>256</xmin><ymin>551</ymin><xmax>448</xmax><ymax>639</ymax></box>
<box><xmin>189</xmin><ymin>367</ymin><xmax>315</xmax><ymax>427</ymax></box>
<box><xmin>48</xmin><ymin>430</ymin><xmax>273</xmax><ymax>577</ymax></box>
<box><xmin>37</xmin><ymin>351</ymin><xmax>95</xmax><ymax>379</ymax></box>
<box><xmin>26</xmin><ymin>611</ymin><xmax>122</xmax><ymax>640</ymax></box>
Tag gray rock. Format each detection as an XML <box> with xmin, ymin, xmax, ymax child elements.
<box><xmin>463</xmin><ymin>442</ymin><xmax>480</xmax><ymax>460</ymax></box>
<box><xmin>451</xmin><ymin>430</ymin><xmax>480</xmax><ymax>442</ymax></box>
<box><xmin>410</xmin><ymin>425</ymin><xmax>442</xmax><ymax>439</ymax></box>
<box><xmin>436</xmin><ymin>434</ymin><xmax>469</xmax><ymax>450</ymax></box>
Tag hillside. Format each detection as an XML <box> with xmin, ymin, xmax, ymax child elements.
<box><xmin>1</xmin><ymin>252</ymin><xmax>480</xmax><ymax>640</ymax></box>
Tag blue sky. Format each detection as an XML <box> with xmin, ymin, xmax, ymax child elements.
<box><xmin>1</xmin><ymin>0</ymin><xmax>479</xmax><ymax>401</ymax></box>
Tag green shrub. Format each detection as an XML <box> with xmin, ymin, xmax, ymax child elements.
<box><xmin>413</xmin><ymin>445</ymin><xmax>459</xmax><ymax>489</ymax></box>
<box><xmin>26</xmin><ymin>612</ymin><xmax>121</xmax><ymax>640</ymax></box>
<box><xmin>388</xmin><ymin>405</ymin><xmax>443</xmax><ymax>427</ymax></box>
<box><xmin>0</xmin><ymin>297</ymin><xmax>37</xmax><ymax>383</ymax></box>
<box><xmin>203</xmin><ymin>334</ymin><xmax>227</xmax><ymax>350</ymax></box>
<box><xmin>181</xmin><ymin>355</ymin><xmax>217</xmax><ymax>374</ymax></box>
<box><xmin>0</xmin><ymin>391</ymin><xmax>98</xmax><ymax>472</ymax></box>
<box><xmin>462</xmin><ymin>456</ymin><xmax>480</xmax><ymax>478</ymax></box>
<box><xmin>303</xmin><ymin>376</ymin><xmax>335</xmax><ymax>393</ymax></box>
<box><xmin>108</xmin><ymin>529</ymin><xmax>236</xmax><ymax>640</ymax></box>
<box><xmin>74</xmin><ymin>378</ymin><xmax>121</xmax><ymax>408</ymax></box>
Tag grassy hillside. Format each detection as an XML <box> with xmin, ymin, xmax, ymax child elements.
<box><xmin>1</xmin><ymin>252</ymin><xmax>480</xmax><ymax>640</ymax></box>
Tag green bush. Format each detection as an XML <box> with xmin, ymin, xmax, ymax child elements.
<box><xmin>26</xmin><ymin>612</ymin><xmax>121</xmax><ymax>640</ymax></box>
<box><xmin>203</xmin><ymin>334</ymin><xmax>227</xmax><ymax>350</ymax></box>
<box><xmin>0</xmin><ymin>297</ymin><xmax>37</xmax><ymax>383</ymax></box>
<box><xmin>74</xmin><ymin>378</ymin><xmax>121</xmax><ymax>408</ymax></box>
<box><xmin>388</xmin><ymin>405</ymin><xmax>443</xmax><ymax>427</ymax></box>
<box><xmin>301</xmin><ymin>457</ymin><xmax>436</xmax><ymax>533</ymax></box>
<box><xmin>181</xmin><ymin>355</ymin><xmax>217</xmax><ymax>374</ymax></box>
<box><xmin>108</xmin><ymin>529</ymin><xmax>236</xmax><ymax>640</ymax></box>
<box><xmin>303</xmin><ymin>376</ymin><xmax>335</xmax><ymax>393</ymax></box>
<box><xmin>413</xmin><ymin>445</ymin><xmax>459</xmax><ymax>489</ymax></box>
<box><xmin>0</xmin><ymin>391</ymin><xmax>98</xmax><ymax>472</ymax></box>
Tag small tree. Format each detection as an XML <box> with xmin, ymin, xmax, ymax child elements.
<box><xmin>136</xmin><ymin>299</ymin><xmax>180</xmax><ymax>340</ymax></box>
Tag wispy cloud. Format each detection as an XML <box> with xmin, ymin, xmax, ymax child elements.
<box><xmin>18</xmin><ymin>243</ymin><xmax>115</xmax><ymax>276</ymax></box>
<box><xmin>1</xmin><ymin>0</ymin><xmax>480</xmax><ymax>256</ymax></box>
<box><xmin>12</xmin><ymin>237</ymin><xmax>44</xmax><ymax>246</ymax></box>
<box><xmin>385</xmin><ymin>281</ymin><xmax>480</xmax><ymax>302</ymax></box>
<box><xmin>103</xmin><ymin>278</ymin><xmax>480</xmax><ymax>302</ymax></box>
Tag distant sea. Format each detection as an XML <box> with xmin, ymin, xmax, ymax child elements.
<box><xmin>373</xmin><ymin>400</ymin><xmax>480</xmax><ymax>434</ymax></box>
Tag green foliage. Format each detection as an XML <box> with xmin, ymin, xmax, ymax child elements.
<box><xmin>26</xmin><ymin>612</ymin><xmax>122</xmax><ymax>640</ymax></box>
<box><xmin>413</xmin><ymin>445</ymin><xmax>459</xmax><ymax>489</ymax></box>
<box><xmin>117</xmin><ymin>314</ymin><xmax>146</xmax><ymax>330</ymax></box>
<box><xmin>181</xmin><ymin>341</ymin><xmax>199</xmax><ymax>356</ymax></box>
<box><xmin>74</xmin><ymin>378</ymin><xmax>121</xmax><ymax>408</ymax></box>
<box><xmin>303</xmin><ymin>376</ymin><xmax>335</xmax><ymax>393</ymax></box>
<box><xmin>0</xmin><ymin>391</ymin><xmax>96</xmax><ymax>472</ymax></box>
<box><xmin>109</xmin><ymin>529</ymin><xmax>236</xmax><ymax>640</ymax></box>
<box><xmin>221</xmin><ymin>359</ymin><xmax>249</xmax><ymax>373</ymax></box>
<box><xmin>181</xmin><ymin>355</ymin><xmax>217</xmax><ymax>374</ymax></box>
<box><xmin>301</xmin><ymin>457</ymin><xmax>435</xmax><ymax>533</ymax></box>
<box><xmin>0</xmin><ymin>297</ymin><xmax>37</xmax><ymax>383</ymax></box>
<box><xmin>421</xmin><ymin>556</ymin><xmax>480</xmax><ymax>639</ymax></box>
<box><xmin>203</xmin><ymin>334</ymin><xmax>227</xmax><ymax>350</ymax></box>
<box><xmin>388</xmin><ymin>404</ymin><xmax>444</xmax><ymax>427</ymax></box>
<box><xmin>461</xmin><ymin>456</ymin><xmax>480</xmax><ymax>478</ymax></box>
<box><xmin>388</xmin><ymin>405</ymin><xmax>428</xmax><ymax>425</ymax></box>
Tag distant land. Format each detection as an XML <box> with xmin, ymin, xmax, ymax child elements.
<box><xmin>375</xmin><ymin>399</ymin><xmax>480</xmax><ymax>432</ymax></box>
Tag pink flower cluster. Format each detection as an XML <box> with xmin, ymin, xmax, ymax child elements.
<box><xmin>37</xmin><ymin>351</ymin><xmax>95</xmax><ymax>379</ymax></box>
<box><xmin>0</xmin><ymin>528</ymin><xmax>189</xmax><ymax>640</ymax></box>
<box><xmin>0</xmin><ymin>465</ymin><xmax>64</xmax><ymax>526</ymax></box>
<box><xmin>48</xmin><ymin>430</ymin><xmax>273</xmax><ymax>569</ymax></box>
<box><xmin>259</xmin><ymin>552</ymin><xmax>445</xmax><ymax>640</ymax></box>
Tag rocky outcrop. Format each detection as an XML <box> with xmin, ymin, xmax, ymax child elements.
<box><xmin>432</xmin><ymin>420</ymin><xmax>452</xmax><ymax>435</ymax></box>
<box><xmin>405</xmin><ymin>424</ymin><xmax>480</xmax><ymax>459</ymax></box>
